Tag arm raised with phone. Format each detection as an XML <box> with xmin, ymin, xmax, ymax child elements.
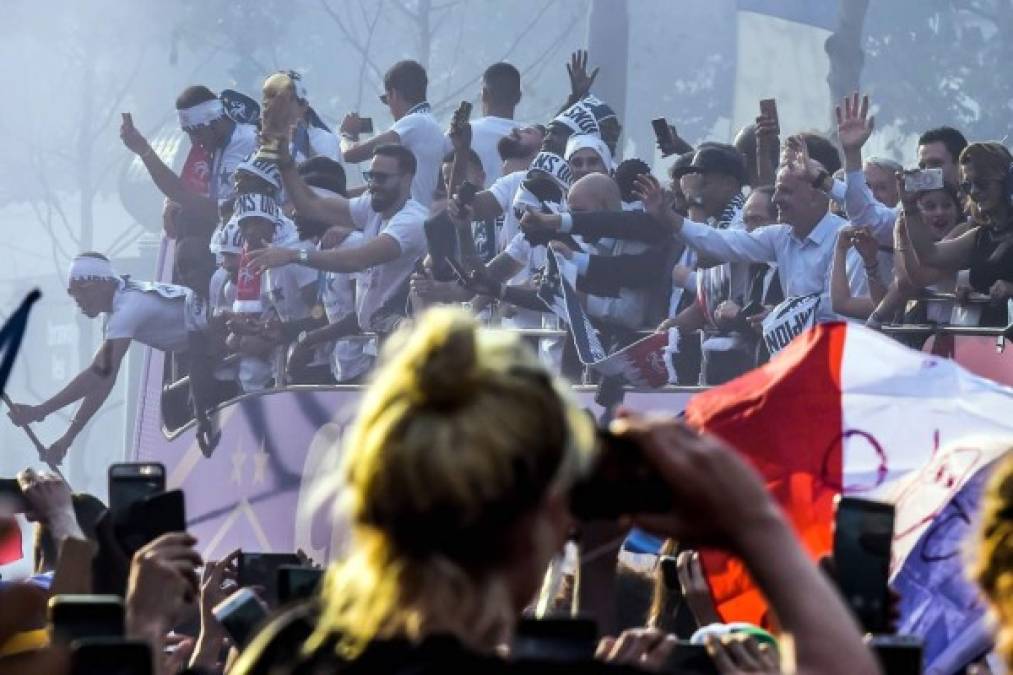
<box><xmin>617</xmin><ymin>414</ymin><xmax>880</xmax><ymax>675</ymax></box>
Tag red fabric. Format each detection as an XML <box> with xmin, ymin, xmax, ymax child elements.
<box><xmin>0</xmin><ymin>518</ymin><xmax>22</xmax><ymax>566</ymax></box>
<box><xmin>684</xmin><ymin>323</ymin><xmax>847</xmax><ymax>626</ymax></box>
<box><xmin>180</xmin><ymin>144</ymin><xmax>211</xmax><ymax>196</ymax></box>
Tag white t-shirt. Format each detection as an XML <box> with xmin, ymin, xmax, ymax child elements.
<box><xmin>347</xmin><ymin>195</ymin><xmax>428</xmax><ymax>331</ymax></box>
<box><xmin>104</xmin><ymin>280</ymin><xmax>190</xmax><ymax>352</ymax></box>
<box><xmin>211</xmin><ymin>123</ymin><xmax>258</xmax><ymax>204</ymax></box>
<box><xmin>390</xmin><ymin>105</ymin><xmax>445</xmax><ymax>208</ymax></box>
<box><xmin>292</xmin><ymin>124</ymin><xmax>342</xmax><ymax>164</ymax></box>
<box><xmin>321</xmin><ymin>232</ymin><xmax>373</xmax><ymax>382</ymax></box>
<box><xmin>465</xmin><ymin>116</ymin><xmax>517</xmax><ymax>186</ymax></box>
<box><xmin>488</xmin><ymin>170</ymin><xmax>526</xmax><ymax>254</ymax></box>
<box><xmin>261</xmin><ymin>241</ymin><xmax>319</xmax><ymax>323</ymax></box>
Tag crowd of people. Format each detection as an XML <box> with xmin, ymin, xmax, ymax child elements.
<box><xmin>3</xmin><ymin>45</ymin><xmax>1013</xmax><ymax>674</ymax></box>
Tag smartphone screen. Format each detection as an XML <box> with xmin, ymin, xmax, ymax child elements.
<box><xmin>651</xmin><ymin>117</ymin><xmax>675</xmax><ymax>152</ymax></box>
<box><xmin>664</xmin><ymin>642</ymin><xmax>719</xmax><ymax>674</ymax></box>
<box><xmin>213</xmin><ymin>588</ymin><xmax>269</xmax><ymax>648</ymax></box>
<box><xmin>115</xmin><ymin>489</ymin><xmax>186</xmax><ymax>555</ymax></box>
<box><xmin>569</xmin><ymin>430</ymin><xmax>672</xmax><ymax>521</ymax></box>
<box><xmin>359</xmin><ymin>117</ymin><xmax>373</xmax><ymax>134</ymax></box>
<box><xmin>108</xmin><ymin>463</ymin><xmax>165</xmax><ymax>515</ymax></box>
<box><xmin>70</xmin><ymin>638</ymin><xmax>152</xmax><ymax>675</ymax></box>
<box><xmin>277</xmin><ymin>565</ymin><xmax>324</xmax><ymax>604</ymax></box>
<box><xmin>759</xmin><ymin>98</ymin><xmax>779</xmax><ymax>132</ymax></box>
<box><xmin>868</xmin><ymin>635</ymin><xmax>922</xmax><ymax>675</ymax></box>
<box><xmin>833</xmin><ymin>497</ymin><xmax>895</xmax><ymax>633</ymax></box>
<box><xmin>49</xmin><ymin>595</ymin><xmax>124</xmax><ymax>645</ymax></box>
<box><xmin>423</xmin><ymin>214</ymin><xmax>459</xmax><ymax>283</ymax></box>
<box><xmin>238</xmin><ymin>552</ymin><xmax>302</xmax><ymax>606</ymax></box>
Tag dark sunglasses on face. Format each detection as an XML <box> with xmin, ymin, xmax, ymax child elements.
<box><xmin>960</xmin><ymin>178</ymin><xmax>1000</xmax><ymax>194</ymax></box>
<box><xmin>362</xmin><ymin>170</ymin><xmax>401</xmax><ymax>185</ymax></box>
<box><xmin>379</xmin><ymin>93</ymin><xmax>389</xmax><ymax>106</ymax></box>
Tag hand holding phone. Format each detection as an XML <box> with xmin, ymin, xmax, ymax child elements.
<box><xmin>49</xmin><ymin>595</ymin><xmax>125</xmax><ymax>645</ymax></box>
<box><xmin>833</xmin><ymin>496</ymin><xmax>895</xmax><ymax>633</ymax></box>
<box><xmin>238</xmin><ymin>552</ymin><xmax>302</xmax><ymax>606</ymax></box>
<box><xmin>652</xmin><ymin>117</ymin><xmax>678</xmax><ymax>157</ymax></box>
<box><xmin>358</xmin><ymin>116</ymin><xmax>374</xmax><ymax>134</ymax></box>
<box><xmin>758</xmin><ymin>98</ymin><xmax>780</xmax><ymax>135</ymax></box>
<box><xmin>213</xmin><ymin>587</ymin><xmax>269</xmax><ymax>648</ymax></box>
<box><xmin>903</xmin><ymin>168</ymin><xmax>943</xmax><ymax>193</ymax></box>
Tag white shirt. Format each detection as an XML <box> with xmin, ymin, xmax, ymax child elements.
<box><xmin>104</xmin><ymin>280</ymin><xmax>191</xmax><ymax>352</ymax></box>
<box><xmin>466</xmin><ymin>116</ymin><xmax>517</xmax><ymax>186</ymax></box>
<box><xmin>208</xmin><ymin>268</ymin><xmax>235</xmax><ymax>316</ymax></box>
<box><xmin>211</xmin><ymin>123</ymin><xmax>258</xmax><ymax>204</ymax></box>
<box><xmin>488</xmin><ymin>170</ymin><xmax>526</xmax><ymax>253</ymax></box>
<box><xmin>347</xmin><ymin>195</ymin><xmax>428</xmax><ymax>330</ymax></box>
<box><xmin>321</xmin><ymin>232</ymin><xmax>373</xmax><ymax>382</ymax></box>
<box><xmin>292</xmin><ymin>124</ymin><xmax>342</xmax><ymax>164</ymax></box>
<box><xmin>390</xmin><ymin>104</ymin><xmax>445</xmax><ymax>208</ymax></box>
<box><xmin>843</xmin><ymin>170</ymin><xmax>898</xmax><ymax>246</ymax></box>
<box><xmin>261</xmin><ymin>241</ymin><xmax>319</xmax><ymax>323</ymax></box>
<box><xmin>678</xmin><ymin>211</ymin><xmax>868</xmax><ymax>323</ymax></box>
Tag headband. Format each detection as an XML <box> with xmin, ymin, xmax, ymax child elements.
<box><xmin>178</xmin><ymin>99</ymin><xmax>226</xmax><ymax>131</ymax></box>
<box><xmin>211</xmin><ymin>220</ymin><xmax>243</xmax><ymax>255</ymax></box>
<box><xmin>236</xmin><ymin>157</ymin><xmax>282</xmax><ymax>190</ymax></box>
<box><xmin>528</xmin><ymin>151</ymin><xmax>574</xmax><ymax>191</ymax></box>
<box><xmin>69</xmin><ymin>255</ymin><xmax>117</xmax><ymax>282</ymax></box>
<box><xmin>233</xmin><ymin>192</ymin><xmax>280</xmax><ymax>225</ymax></box>
<box><xmin>553</xmin><ymin>100</ymin><xmax>601</xmax><ymax>138</ymax></box>
<box><xmin>565</xmin><ymin>134</ymin><xmax>615</xmax><ymax>173</ymax></box>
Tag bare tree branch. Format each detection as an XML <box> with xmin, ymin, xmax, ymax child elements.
<box><xmin>319</xmin><ymin>0</ymin><xmax>385</xmax><ymax>83</ymax></box>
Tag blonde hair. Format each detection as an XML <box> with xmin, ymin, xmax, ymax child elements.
<box><xmin>959</xmin><ymin>142</ymin><xmax>1013</xmax><ymax>226</ymax></box>
<box><xmin>971</xmin><ymin>449</ymin><xmax>1013</xmax><ymax>668</ymax></box>
<box><xmin>308</xmin><ymin>307</ymin><xmax>595</xmax><ymax>658</ymax></box>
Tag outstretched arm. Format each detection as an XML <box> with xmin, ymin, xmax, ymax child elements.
<box><xmin>338</xmin><ymin>113</ymin><xmax>400</xmax><ymax>164</ymax></box>
<box><xmin>249</xmin><ymin>234</ymin><xmax>401</xmax><ymax>274</ymax></box>
<box><xmin>274</xmin><ymin>137</ymin><xmax>354</xmax><ymax>227</ymax></box>
<box><xmin>120</xmin><ymin>114</ymin><xmax>218</xmax><ymax>224</ymax></box>
<box><xmin>900</xmin><ymin>174</ymin><xmax>976</xmax><ymax>271</ymax></box>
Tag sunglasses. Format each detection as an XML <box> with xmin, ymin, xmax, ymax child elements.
<box><xmin>959</xmin><ymin>178</ymin><xmax>1001</xmax><ymax>194</ymax></box>
<box><xmin>362</xmin><ymin>170</ymin><xmax>401</xmax><ymax>185</ymax></box>
<box><xmin>379</xmin><ymin>92</ymin><xmax>390</xmax><ymax>106</ymax></box>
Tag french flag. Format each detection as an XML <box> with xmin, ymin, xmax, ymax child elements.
<box><xmin>0</xmin><ymin>516</ymin><xmax>33</xmax><ymax>582</ymax></box>
<box><xmin>686</xmin><ymin>323</ymin><xmax>1011</xmax><ymax>672</ymax></box>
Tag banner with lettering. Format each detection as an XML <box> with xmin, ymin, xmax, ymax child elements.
<box><xmin>760</xmin><ymin>293</ymin><xmax>820</xmax><ymax>355</ymax></box>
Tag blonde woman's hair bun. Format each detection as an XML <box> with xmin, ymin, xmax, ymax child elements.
<box><xmin>408</xmin><ymin>307</ymin><xmax>481</xmax><ymax>409</ymax></box>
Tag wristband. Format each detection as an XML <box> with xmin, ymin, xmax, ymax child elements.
<box><xmin>559</xmin><ymin>213</ymin><xmax>574</xmax><ymax>233</ymax></box>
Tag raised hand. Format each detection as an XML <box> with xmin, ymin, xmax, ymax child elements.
<box><xmin>676</xmin><ymin>550</ymin><xmax>721</xmax><ymax>627</ymax></box>
<box><xmin>633</xmin><ymin>174</ymin><xmax>673</xmax><ymax>222</ymax></box>
<box><xmin>448</xmin><ymin>101</ymin><xmax>473</xmax><ymax>152</ymax></box>
<box><xmin>338</xmin><ymin>112</ymin><xmax>363</xmax><ymax>138</ymax></box>
<box><xmin>835</xmin><ymin>92</ymin><xmax>874</xmax><ymax>152</ymax></box>
<box><xmin>566</xmin><ymin>49</ymin><xmax>600</xmax><ymax>100</ymax></box>
<box><xmin>119</xmin><ymin>112</ymin><xmax>150</xmax><ymax>156</ymax></box>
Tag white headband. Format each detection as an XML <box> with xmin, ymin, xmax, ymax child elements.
<box><xmin>528</xmin><ymin>151</ymin><xmax>574</xmax><ymax>190</ymax></box>
<box><xmin>69</xmin><ymin>255</ymin><xmax>116</xmax><ymax>282</ymax></box>
<box><xmin>237</xmin><ymin>157</ymin><xmax>282</xmax><ymax>190</ymax></box>
<box><xmin>178</xmin><ymin>99</ymin><xmax>226</xmax><ymax>131</ymax></box>
<box><xmin>212</xmin><ymin>221</ymin><xmax>243</xmax><ymax>255</ymax></box>
<box><xmin>234</xmin><ymin>192</ymin><xmax>280</xmax><ymax>224</ymax></box>
<box><xmin>553</xmin><ymin>100</ymin><xmax>601</xmax><ymax>138</ymax></box>
<box><xmin>565</xmin><ymin>134</ymin><xmax>615</xmax><ymax>173</ymax></box>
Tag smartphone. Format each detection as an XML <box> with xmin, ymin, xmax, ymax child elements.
<box><xmin>652</xmin><ymin>117</ymin><xmax>677</xmax><ymax>156</ymax></box>
<box><xmin>903</xmin><ymin>168</ymin><xmax>944</xmax><ymax>192</ymax></box>
<box><xmin>49</xmin><ymin>595</ymin><xmax>124</xmax><ymax>645</ymax></box>
<box><xmin>0</xmin><ymin>478</ymin><xmax>28</xmax><ymax>513</ymax></box>
<box><xmin>70</xmin><ymin>637</ymin><xmax>151</xmax><ymax>675</ymax></box>
<box><xmin>359</xmin><ymin>117</ymin><xmax>373</xmax><ymax>134</ymax></box>
<box><xmin>569</xmin><ymin>429</ymin><xmax>672</xmax><ymax>521</ymax></box>
<box><xmin>238</xmin><ymin>552</ymin><xmax>302</xmax><ymax>606</ymax></box>
<box><xmin>108</xmin><ymin>463</ymin><xmax>165</xmax><ymax>515</ymax></box>
<box><xmin>277</xmin><ymin>565</ymin><xmax>324</xmax><ymax>604</ymax></box>
<box><xmin>512</xmin><ymin>618</ymin><xmax>598</xmax><ymax>662</ymax></box>
<box><xmin>664</xmin><ymin>642</ymin><xmax>719</xmax><ymax>675</ymax></box>
<box><xmin>115</xmin><ymin>489</ymin><xmax>186</xmax><ymax>555</ymax></box>
<box><xmin>759</xmin><ymin>98</ymin><xmax>779</xmax><ymax>134</ymax></box>
<box><xmin>867</xmin><ymin>634</ymin><xmax>922</xmax><ymax>675</ymax></box>
<box><xmin>456</xmin><ymin>180</ymin><xmax>479</xmax><ymax>208</ymax></box>
<box><xmin>833</xmin><ymin>496</ymin><xmax>895</xmax><ymax>634</ymax></box>
<box><xmin>423</xmin><ymin>213</ymin><xmax>459</xmax><ymax>283</ymax></box>
<box><xmin>213</xmin><ymin>587</ymin><xmax>269</xmax><ymax>648</ymax></box>
<box><xmin>455</xmin><ymin>100</ymin><xmax>473</xmax><ymax>120</ymax></box>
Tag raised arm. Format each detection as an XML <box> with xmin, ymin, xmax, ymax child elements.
<box><xmin>831</xmin><ymin>229</ymin><xmax>876</xmax><ymax>319</ymax></box>
<box><xmin>119</xmin><ymin>114</ymin><xmax>218</xmax><ymax>223</ymax></box>
<box><xmin>899</xmin><ymin>174</ymin><xmax>976</xmax><ymax>272</ymax></box>
<box><xmin>273</xmin><ymin>136</ymin><xmax>354</xmax><ymax>227</ymax></box>
<box><xmin>339</xmin><ymin>113</ymin><xmax>400</xmax><ymax>164</ymax></box>
<box><xmin>836</xmin><ymin>93</ymin><xmax>895</xmax><ymax>245</ymax></box>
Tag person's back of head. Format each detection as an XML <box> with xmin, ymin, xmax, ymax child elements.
<box><xmin>298</xmin><ymin>156</ymin><xmax>347</xmax><ymax>198</ymax></box>
<box><xmin>568</xmin><ymin>172</ymin><xmax>622</xmax><ymax>212</ymax></box>
<box><xmin>482</xmin><ymin>62</ymin><xmax>521</xmax><ymax>112</ymax></box>
<box><xmin>614</xmin><ymin>158</ymin><xmax>650</xmax><ymax>204</ymax></box>
<box><xmin>309</xmin><ymin>307</ymin><xmax>595</xmax><ymax>658</ymax></box>
<box><xmin>800</xmin><ymin>132</ymin><xmax>842</xmax><ymax>175</ymax></box>
<box><xmin>384</xmin><ymin>60</ymin><xmax>428</xmax><ymax>106</ymax></box>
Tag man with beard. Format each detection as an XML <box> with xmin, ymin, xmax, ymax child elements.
<box><xmin>247</xmin><ymin>142</ymin><xmax>427</xmax><ymax>338</ymax></box>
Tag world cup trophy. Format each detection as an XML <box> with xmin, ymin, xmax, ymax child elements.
<box><xmin>257</xmin><ymin>72</ymin><xmax>297</xmax><ymax>162</ymax></box>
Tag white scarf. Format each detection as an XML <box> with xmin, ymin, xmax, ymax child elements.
<box><xmin>69</xmin><ymin>255</ymin><xmax>116</xmax><ymax>281</ymax></box>
<box><xmin>178</xmin><ymin>99</ymin><xmax>226</xmax><ymax>131</ymax></box>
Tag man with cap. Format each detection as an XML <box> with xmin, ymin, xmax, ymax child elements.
<box><xmin>120</xmin><ymin>85</ymin><xmax>258</xmax><ymax>237</ymax></box>
<box><xmin>6</xmin><ymin>254</ymin><xmax>209</xmax><ymax>464</ymax></box>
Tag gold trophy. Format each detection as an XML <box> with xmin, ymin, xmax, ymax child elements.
<box><xmin>257</xmin><ymin>72</ymin><xmax>296</xmax><ymax>161</ymax></box>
